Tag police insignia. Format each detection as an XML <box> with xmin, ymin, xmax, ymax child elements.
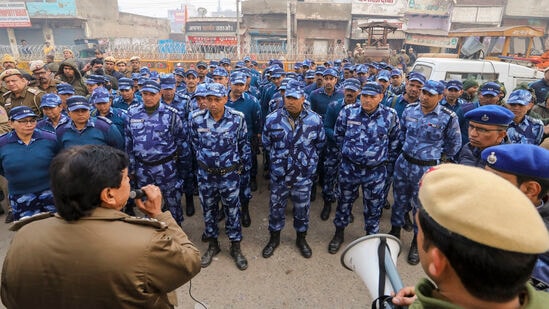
<box><xmin>487</xmin><ymin>151</ymin><xmax>497</xmax><ymax>164</ymax></box>
<box><xmin>481</xmin><ymin>114</ymin><xmax>489</xmax><ymax>122</ymax></box>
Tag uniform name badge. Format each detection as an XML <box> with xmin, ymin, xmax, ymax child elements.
<box><xmin>197</xmin><ymin>128</ymin><xmax>210</xmax><ymax>133</ymax></box>
<box><xmin>347</xmin><ymin>120</ymin><xmax>361</xmax><ymax>126</ymax></box>
<box><xmin>130</xmin><ymin>119</ymin><xmax>144</xmax><ymax>123</ymax></box>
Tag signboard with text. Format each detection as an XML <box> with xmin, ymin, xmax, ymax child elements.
<box><xmin>185</xmin><ymin>22</ymin><xmax>237</xmax><ymax>33</ymax></box>
<box><xmin>188</xmin><ymin>36</ymin><xmax>237</xmax><ymax>46</ymax></box>
<box><xmin>0</xmin><ymin>2</ymin><xmax>31</xmax><ymax>28</ymax></box>
<box><xmin>405</xmin><ymin>34</ymin><xmax>458</xmax><ymax>49</ymax></box>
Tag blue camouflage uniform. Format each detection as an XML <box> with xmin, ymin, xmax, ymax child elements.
<box><xmin>391</xmin><ymin>81</ymin><xmax>462</xmax><ymax>232</ymax></box>
<box><xmin>56</xmin><ymin>96</ymin><xmax>124</xmax><ymax>150</ymax></box>
<box><xmin>440</xmin><ymin>80</ymin><xmax>469</xmax><ymax>145</ymax></box>
<box><xmin>125</xmin><ymin>80</ymin><xmax>190</xmax><ymax>225</ymax></box>
<box><xmin>89</xmin><ymin>87</ymin><xmax>129</xmax><ymax>143</ymax></box>
<box><xmin>112</xmin><ymin>78</ymin><xmax>143</xmax><ymax>111</ymax></box>
<box><xmin>0</xmin><ymin>107</ymin><xmax>60</xmax><ymax>220</ymax></box>
<box><xmin>506</xmin><ymin>89</ymin><xmax>544</xmax><ymax>145</ymax></box>
<box><xmin>190</xmin><ymin>84</ymin><xmax>251</xmax><ymax>241</ymax></box>
<box><xmin>334</xmin><ymin>83</ymin><xmax>401</xmax><ymax>234</ymax></box>
<box><xmin>262</xmin><ymin>83</ymin><xmax>326</xmax><ymax>233</ymax></box>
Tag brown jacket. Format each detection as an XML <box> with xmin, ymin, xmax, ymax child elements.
<box><xmin>1</xmin><ymin>208</ymin><xmax>201</xmax><ymax>308</ymax></box>
<box><xmin>0</xmin><ymin>86</ymin><xmax>44</xmax><ymax>117</ymax></box>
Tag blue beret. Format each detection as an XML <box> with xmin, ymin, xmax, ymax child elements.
<box><xmin>141</xmin><ymin>80</ymin><xmax>161</xmax><ymax>94</ymax></box>
<box><xmin>9</xmin><ymin>106</ymin><xmax>36</xmax><ymax>120</ymax></box>
<box><xmin>362</xmin><ymin>82</ymin><xmax>382</xmax><ymax>95</ymax></box>
<box><xmin>446</xmin><ymin>80</ymin><xmax>463</xmax><ymax>90</ymax></box>
<box><xmin>90</xmin><ymin>87</ymin><xmax>110</xmax><ymax>104</ymax></box>
<box><xmin>422</xmin><ymin>80</ymin><xmax>444</xmax><ymax>95</ymax></box>
<box><xmin>56</xmin><ymin>83</ymin><xmax>75</xmax><ymax>95</ymax></box>
<box><xmin>343</xmin><ymin>78</ymin><xmax>361</xmax><ymax>92</ymax></box>
<box><xmin>480</xmin><ymin>82</ymin><xmax>501</xmax><ymax>96</ymax></box>
<box><xmin>507</xmin><ymin>89</ymin><xmax>532</xmax><ymax>106</ymax></box>
<box><xmin>206</xmin><ymin>83</ymin><xmax>227</xmax><ymax>97</ymax></box>
<box><xmin>66</xmin><ymin>96</ymin><xmax>91</xmax><ymax>111</ymax></box>
<box><xmin>482</xmin><ymin>144</ymin><xmax>549</xmax><ymax>180</ymax></box>
<box><xmin>465</xmin><ymin>105</ymin><xmax>514</xmax><ymax>126</ymax></box>
<box><xmin>118</xmin><ymin>78</ymin><xmax>132</xmax><ymax>90</ymax></box>
<box><xmin>408</xmin><ymin>71</ymin><xmax>426</xmax><ymax>84</ymax></box>
<box><xmin>285</xmin><ymin>79</ymin><xmax>304</xmax><ymax>99</ymax></box>
<box><xmin>40</xmin><ymin>93</ymin><xmax>62</xmax><ymax>108</ymax></box>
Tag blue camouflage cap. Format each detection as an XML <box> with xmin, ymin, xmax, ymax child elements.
<box><xmin>465</xmin><ymin>105</ymin><xmax>514</xmax><ymax>126</ymax></box>
<box><xmin>446</xmin><ymin>80</ymin><xmax>463</xmax><ymax>90</ymax></box>
<box><xmin>285</xmin><ymin>72</ymin><xmax>298</xmax><ymax>80</ymax></box>
<box><xmin>507</xmin><ymin>89</ymin><xmax>532</xmax><ymax>106</ymax></box>
<box><xmin>56</xmin><ymin>83</ymin><xmax>75</xmax><ymax>95</ymax></box>
<box><xmin>422</xmin><ymin>80</ymin><xmax>445</xmax><ymax>95</ymax></box>
<box><xmin>480</xmin><ymin>82</ymin><xmax>501</xmax><ymax>97</ymax></box>
<box><xmin>118</xmin><ymin>77</ymin><xmax>132</xmax><ymax>90</ymax></box>
<box><xmin>90</xmin><ymin>87</ymin><xmax>110</xmax><ymax>104</ymax></box>
<box><xmin>361</xmin><ymin>82</ymin><xmax>383</xmax><ymax>95</ymax></box>
<box><xmin>334</xmin><ymin>59</ymin><xmax>342</xmax><ymax>66</ymax></box>
<box><xmin>294</xmin><ymin>62</ymin><xmax>303</xmax><ymax>69</ymax></box>
<box><xmin>343</xmin><ymin>63</ymin><xmax>354</xmax><ymax>71</ymax></box>
<box><xmin>212</xmin><ymin>67</ymin><xmax>228</xmax><ymax>77</ymax></box>
<box><xmin>196</xmin><ymin>61</ymin><xmax>208</xmax><ymax>68</ymax></box>
<box><xmin>40</xmin><ymin>93</ymin><xmax>62</xmax><ymax>108</ymax></box>
<box><xmin>243</xmin><ymin>56</ymin><xmax>252</xmax><ymax>62</ymax></box>
<box><xmin>9</xmin><ymin>106</ymin><xmax>36</xmax><ymax>120</ymax></box>
<box><xmin>279</xmin><ymin>78</ymin><xmax>291</xmax><ymax>90</ymax></box>
<box><xmin>408</xmin><ymin>71</ymin><xmax>426</xmax><ymax>84</ymax></box>
<box><xmin>269</xmin><ymin>59</ymin><xmax>283</xmax><ymax>68</ymax></box>
<box><xmin>235</xmin><ymin>61</ymin><xmax>245</xmax><ymax>68</ymax></box>
<box><xmin>305</xmin><ymin>70</ymin><xmax>315</xmax><ymax>79</ymax></box>
<box><xmin>356</xmin><ymin>64</ymin><xmax>368</xmax><ymax>74</ymax></box>
<box><xmin>206</xmin><ymin>83</ymin><xmax>227</xmax><ymax>97</ymax></box>
<box><xmin>230</xmin><ymin>71</ymin><xmax>247</xmax><ymax>85</ymax></box>
<box><xmin>140</xmin><ymin>66</ymin><xmax>150</xmax><ymax>75</ymax></box>
<box><xmin>149</xmin><ymin>71</ymin><xmax>159</xmax><ymax>81</ymax></box>
<box><xmin>137</xmin><ymin>77</ymin><xmax>147</xmax><ymax>85</ymax></box>
<box><xmin>193</xmin><ymin>83</ymin><xmax>208</xmax><ymax>98</ymax></box>
<box><xmin>238</xmin><ymin>67</ymin><xmax>251</xmax><ymax>77</ymax></box>
<box><xmin>324</xmin><ymin>60</ymin><xmax>333</xmax><ymax>67</ymax></box>
<box><xmin>482</xmin><ymin>144</ymin><xmax>549</xmax><ymax>180</ymax></box>
<box><xmin>315</xmin><ymin>66</ymin><xmax>326</xmax><ymax>74</ymax></box>
<box><xmin>174</xmin><ymin>67</ymin><xmax>185</xmax><ymax>77</ymax></box>
<box><xmin>186</xmin><ymin>69</ymin><xmax>198</xmax><ymax>78</ymax></box>
<box><xmin>251</xmin><ymin>60</ymin><xmax>258</xmax><ymax>66</ymax></box>
<box><xmin>67</xmin><ymin>96</ymin><xmax>91</xmax><ymax>112</ymax></box>
<box><xmin>141</xmin><ymin>80</ymin><xmax>161</xmax><ymax>94</ymax></box>
<box><xmin>323</xmin><ymin>68</ymin><xmax>338</xmax><ymax>78</ymax></box>
<box><xmin>220</xmin><ymin>58</ymin><xmax>231</xmax><ymax>65</ymax></box>
<box><xmin>131</xmin><ymin>73</ymin><xmax>140</xmax><ymax>80</ymax></box>
<box><xmin>85</xmin><ymin>75</ymin><xmax>104</xmax><ymax>85</ymax></box>
<box><xmin>270</xmin><ymin>68</ymin><xmax>285</xmax><ymax>78</ymax></box>
<box><xmin>159</xmin><ymin>74</ymin><xmax>176</xmax><ymax>89</ymax></box>
<box><xmin>302</xmin><ymin>59</ymin><xmax>312</xmax><ymax>68</ymax></box>
<box><xmin>390</xmin><ymin>69</ymin><xmax>402</xmax><ymax>77</ymax></box>
<box><xmin>285</xmin><ymin>79</ymin><xmax>304</xmax><ymax>99</ymax></box>
<box><xmin>377</xmin><ymin>70</ymin><xmax>391</xmax><ymax>82</ymax></box>
<box><xmin>343</xmin><ymin>78</ymin><xmax>361</xmax><ymax>92</ymax></box>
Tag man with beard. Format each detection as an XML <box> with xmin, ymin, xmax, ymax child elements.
<box><xmin>384</xmin><ymin>71</ymin><xmax>425</xmax><ymax>119</ymax></box>
<box><xmin>129</xmin><ymin>56</ymin><xmax>141</xmax><ymax>74</ymax></box>
<box><xmin>196</xmin><ymin>61</ymin><xmax>212</xmax><ymax>84</ymax></box>
<box><xmin>305</xmin><ymin>66</ymin><xmax>325</xmax><ymax>96</ymax></box>
<box><xmin>115</xmin><ymin>59</ymin><xmax>130</xmax><ymax>78</ymax></box>
<box><xmin>0</xmin><ymin>69</ymin><xmax>44</xmax><ymax>117</ymax></box>
<box><xmin>57</xmin><ymin>60</ymin><xmax>88</xmax><ymax>96</ymax></box>
<box><xmin>29</xmin><ymin>60</ymin><xmax>61</xmax><ymax>94</ymax></box>
<box><xmin>103</xmin><ymin>56</ymin><xmax>124</xmax><ymax>81</ymax></box>
<box><xmin>458</xmin><ymin>105</ymin><xmax>514</xmax><ymax>167</ymax></box>
<box><xmin>321</xmin><ymin>78</ymin><xmax>361</xmax><ymax>221</ymax></box>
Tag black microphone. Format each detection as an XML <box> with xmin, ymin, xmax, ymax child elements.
<box><xmin>129</xmin><ymin>189</ymin><xmax>145</xmax><ymax>199</ymax></box>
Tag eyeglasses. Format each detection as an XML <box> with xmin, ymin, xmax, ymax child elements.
<box><xmin>15</xmin><ymin>118</ymin><xmax>37</xmax><ymax>124</ymax></box>
<box><xmin>468</xmin><ymin>123</ymin><xmax>504</xmax><ymax>134</ymax></box>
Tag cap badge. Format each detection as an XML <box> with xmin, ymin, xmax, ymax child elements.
<box><xmin>481</xmin><ymin>114</ymin><xmax>489</xmax><ymax>122</ymax></box>
<box><xmin>487</xmin><ymin>152</ymin><xmax>497</xmax><ymax>165</ymax></box>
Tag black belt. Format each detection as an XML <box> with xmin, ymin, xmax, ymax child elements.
<box><xmin>403</xmin><ymin>153</ymin><xmax>438</xmax><ymax>167</ymax></box>
<box><xmin>344</xmin><ymin>157</ymin><xmax>387</xmax><ymax>170</ymax></box>
<box><xmin>198</xmin><ymin>161</ymin><xmax>242</xmax><ymax>175</ymax></box>
<box><xmin>136</xmin><ymin>150</ymin><xmax>179</xmax><ymax>166</ymax></box>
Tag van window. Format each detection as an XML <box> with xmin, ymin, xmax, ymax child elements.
<box><xmin>444</xmin><ymin>72</ymin><xmax>499</xmax><ymax>85</ymax></box>
<box><xmin>411</xmin><ymin>64</ymin><xmax>433</xmax><ymax>79</ymax></box>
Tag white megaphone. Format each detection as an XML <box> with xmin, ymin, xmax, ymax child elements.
<box><xmin>341</xmin><ymin>234</ymin><xmax>404</xmax><ymax>302</ymax></box>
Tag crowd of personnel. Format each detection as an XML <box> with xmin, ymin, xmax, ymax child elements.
<box><xmin>0</xmin><ymin>48</ymin><xmax>549</xmax><ymax>306</ymax></box>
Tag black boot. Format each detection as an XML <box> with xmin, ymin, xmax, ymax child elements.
<box><xmin>230</xmin><ymin>241</ymin><xmax>248</xmax><ymax>271</ymax></box>
<box><xmin>262</xmin><ymin>231</ymin><xmax>280</xmax><ymax>258</ymax></box>
<box><xmin>403</xmin><ymin>212</ymin><xmax>413</xmax><ymax>232</ymax></box>
<box><xmin>407</xmin><ymin>234</ymin><xmax>420</xmax><ymax>265</ymax></box>
<box><xmin>349</xmin><ymin>212</ymin><xmax>354</xmax><ymax>223</ymax></box>
<box><xmin>201</xmin><ymin>238</ymin><xmax>221</xmax><ymax>268</ymax></box>
<box><xmin>241</xmin><ymin>200</ymin><xmax>251</xmax><ymax>228</ymax></box>
<box><xmin>328</xmin><ymin>228</ymin><xmax>344</xmax><ymax>254</ymax></box>
<box><xmin>310</xmin><ymin>183</ymin><xmax>317</xmax><ymax>202</ymax></box>
<box><xmin>4</xmin><ymin>209</ymin><xmax>14</xmax><ymax>223</ymax></box>
<box><xmin>388</xmin><ymin>226</ymin><xmax>401</xmax><ymax>239</ymax></box>
<box><xmin>384</xmin><ymin>200</ymin><xmax>391</xmax><ymax>209</ymax></box>
<box><xmin>320</xmin><ymin>199</ymin><xmax>331</xmax><ymax>221</ymax></box>
<box><xmin>185</xmin><ymin>193</ymin><xmax>195</xmax><ymax>217</ymax></box>
<box><xmin>296</xmin><ymin>231</ymin><xmax>312</xmax><ymax>258</ymax></box>
<box><xmin>250</xmin><ymin>177</ymin><xmax>258</xmax><ymax>192</ymax></box>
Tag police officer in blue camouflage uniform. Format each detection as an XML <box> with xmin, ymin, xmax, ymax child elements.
<box><xmin>112</xmin><ymin>78</ymin><xmax>143</xmax><ymax>111</ymax></box>
<box><xmin>458</xmin><ymin>105</ymin><xmax>514</xmax><ymax>167</ymax></box>
<box><xmin>388</xmin><ymin>69</ymin><xmax>405</xmax><ymax>96</ymax></box>
<box><xmin>174</xmin><ymin>67</ymin><xmax>186</xmax><ymax>93</ymax></box>
<box><xmin>261</xmin><ymin>80</ymin><xmax>326</xmax><ymax>259</ymax></box>
<box><xmin>37</xmin><ymin>93</ymin><xmax>69</xmax><ymax>133</ymax></box>
<box><xmin>506</xmin><ymin>89</ymin><xmax>545</xmax><ymax>145</ymax></box>
<box><xmin>328</xmin><ymin>82</ymin><xmax>401</xmax><ymax>254</ymax></box>
<box><xmin>56</xmin><ymin>96</ymin><xmax>124</xmax><ymax>150</ymax></box>
<box><xmin>125</xmin><ymin>80</ymin><xmax>191</xmax><ymax>226</ymax></box>
<box><xmin>226</xmin><ymin>71</ymin><xmax>262</xmax><ymax>226</ymax></box>
<box><xmin>90</xmin><ymin>87</ymin><xmax>128</xmax><ymax>143</ymax></box>
<box><xmin>190</xmin><ymin>83</ymin><xmax>250</xmax><ymax>271</ymax></box>
<box><xmin>389</xmin><ymin>80</ymin><xmax>462</xmax><ymax>265</ymax></box>
<box><xmin>320</xmin><ymin>78</ymin><xmax>361</xmax><ymax>221</ymax></box>
<box><xmin>383</xmin><ymin>72</ymin><xmax>425</xmax><ymax>119</ymax></box>
<box><xmin>440</xmin><ymin>80</ymin><xmax>469</xmax><ymax>146</ymax></box>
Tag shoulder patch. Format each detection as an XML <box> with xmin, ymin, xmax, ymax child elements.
<box><xmin>164</xmin><ymin>104</ymin><xmax>179</xmax><ymax>114</ymax></box>
<box><xmin>227</xmin><ymin>108</ymin><xmax>245</xmax><ymax>119</ymax></box>
<box><xmin>122</xmin><ymin>216</ymin><xmax>168</xmax><ymax>230</ymax></box>
<box><xmin>440</xmin><ymin>106</ymin><xmax>457</xmax><ymax>118</ymax></box>
<box><xmin>191</xmin><ymin>109</ymin><xmax>207</xmax><ymax>118</ymax></box>
<box><xmin>406</xmin><ymin>102</ymin><xmax>419</xmax><ymax>108</ymax></box>
<box><xmin>10</xmin><ymin>212</ymin><xmax>54</xmax><ymax>231</ymax></box>
<box><xmin>96</xmin><ymin>115</ymin><xmax>113</xmax><ymax>124</ymax></box>
<box><xmin>26</xmin><ymin>87</ymin><xmax>44</xmax><ymax>95</ymax></box>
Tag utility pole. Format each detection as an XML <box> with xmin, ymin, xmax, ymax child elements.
<box><xmin>286</xmin><ymin>0</ymin><xmax>292</xmax><ymax>58</ymax></box>
<box><xmin>236</xmin><ymin>0</ymin><xmax>241</xmax><ymax>58</ymax></box>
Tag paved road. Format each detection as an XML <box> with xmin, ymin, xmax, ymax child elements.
<box><xmin>0</xmin><ymin>171</ymin><xmax>424</xmax><ymax>308</ymax></box>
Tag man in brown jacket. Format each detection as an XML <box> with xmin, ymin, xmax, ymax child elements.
<box><xmin>1</xmin><ymin>145</ymin><xmax>201</xmax><ymax>308</ymax></box>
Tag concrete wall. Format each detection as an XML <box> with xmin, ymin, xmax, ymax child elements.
<box><xmin>296</xmin><ymin>3</ymin><xmax>350</xmax><ymax>21</ymax></box>
<box><xmin>242</xmin><ymin>0</ymin><xmax>286</xmax><ymax>14</ymax></box>
<box><xmin>505</xmin><ymin>0</ymin><xmax>549</xmax><ymax>18</ymax></box>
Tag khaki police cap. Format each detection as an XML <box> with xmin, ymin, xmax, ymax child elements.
<box><xmin>104</xmin><ymin>56</ymin><xmax>116</xmax><ymax>63</ymax></box>
<box><xmin>0</xmin><ymin>69</ymin><xmax>23</xmax><ymax>81</ymax></box>
<box><xmin>115</xmin><ymin>59</ymin><xmax>127</xmax><ymax>65</ymax></box>
<box><xmin>418</xmin><ymin>164</ymin><xmax>549</xmax><ymax>254</ymax></box>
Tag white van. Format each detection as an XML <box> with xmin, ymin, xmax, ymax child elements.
<box><xmin>410</xmin><ymin>57</ymin><xmax>544</xmax><ymax>98</ymax></box>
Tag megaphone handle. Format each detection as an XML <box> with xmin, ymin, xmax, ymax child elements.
<box><xmin>384</xmin><ymin>246</ymin><xmax>404</xmax><ymax>292</ymax></box>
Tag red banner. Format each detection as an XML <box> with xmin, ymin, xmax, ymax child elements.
<box><xmin>187</xmin><ymin>36</ymin><xmax>237</xmax><ymax>46</ymax></box>
<box><xmin>0</xmin><ymin>2</ymin><xmax>31</xmax><ymax>28</ymax></box>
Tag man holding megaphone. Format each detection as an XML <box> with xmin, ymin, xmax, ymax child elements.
<box><xmin>391</xmin><ymin>164</ymin><xmax>549</xmax><ymax>308</ymax></box>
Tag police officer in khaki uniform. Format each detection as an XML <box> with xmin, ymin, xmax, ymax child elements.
<box><xmin>0</xmin><ymin>69</ymin><xmax>44</xmax><ymax>117</ymax></box>
<box><xmin>1</xmin><ymin>145</ymin><xmax>201</xmax><ymax>308</ymax></box>
<box><xmin>28</xmin><ymin>60</ymin><xmax>61</xmax><ymax>94</ymax></box>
